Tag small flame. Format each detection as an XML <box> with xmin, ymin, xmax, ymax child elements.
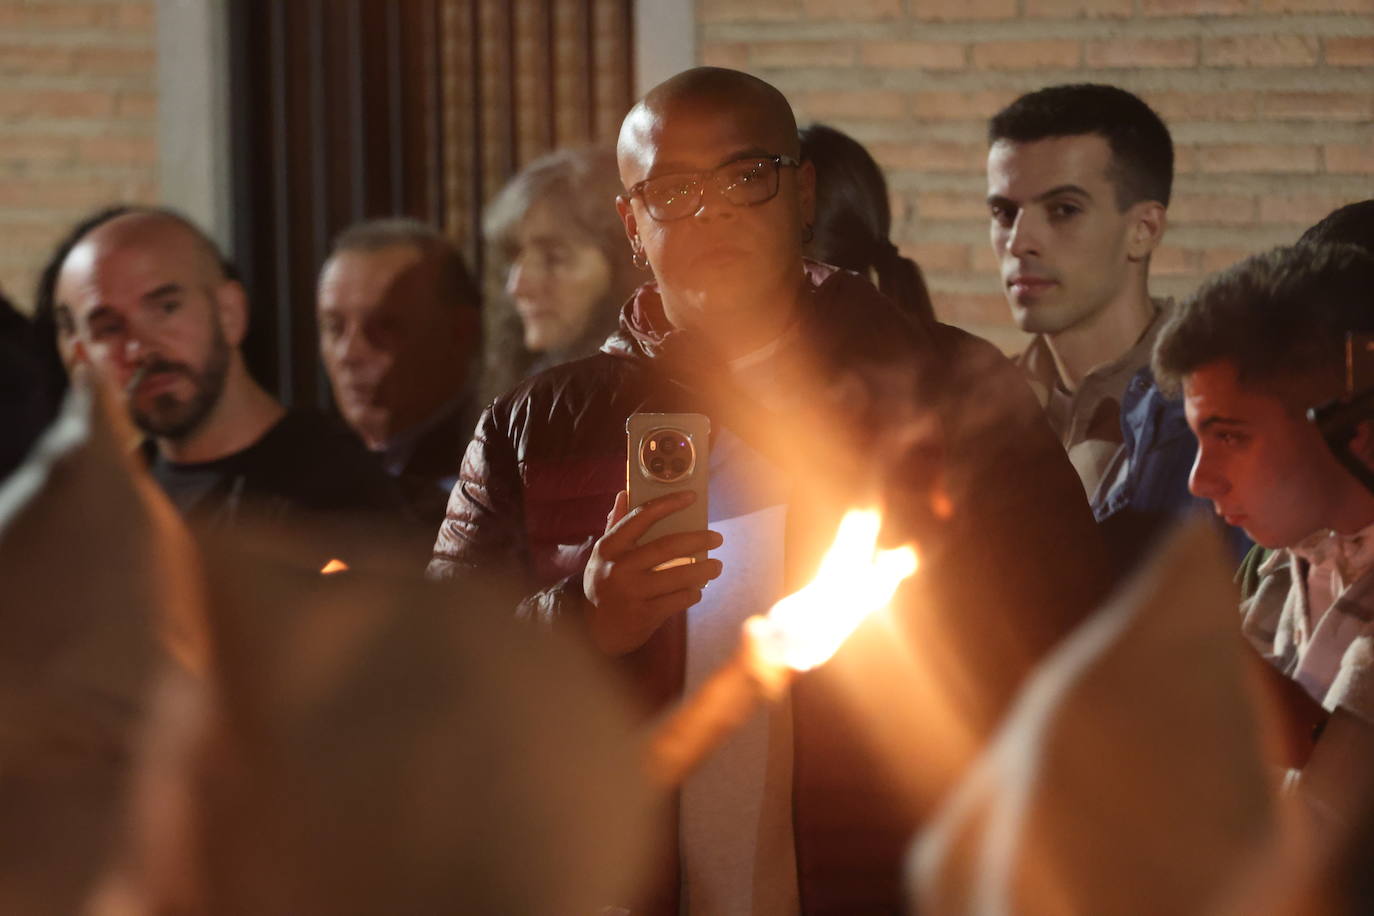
<box><xmin>320</xmin><ymin>558</ymin><xmax>349</xmax><ymax>575</ymax></box>
<box><xmin>748</xmin><ymin>509</ymin><xmax>917</xmax><ymax>672</ymax></box>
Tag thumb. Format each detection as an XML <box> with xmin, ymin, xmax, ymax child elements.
<box><xmin>605</xmin><ymin>489</ymin><xmax>629</xmax><ymax>532</ymax></box>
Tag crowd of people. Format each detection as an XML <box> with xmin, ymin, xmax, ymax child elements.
<box><xmin>3</xmin><ymin>65</ymin><xmax>1374</xmax><ymax>914</ymax></box>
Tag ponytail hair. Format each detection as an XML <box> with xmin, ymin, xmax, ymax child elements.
<box><xmin>800</xmin><ymin>124</ymin><xmax>936</xmax><ymax>329</ymax></box>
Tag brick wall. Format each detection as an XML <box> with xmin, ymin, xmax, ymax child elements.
<box><xmin>0</xmin><ymin>0</ymin><xmax>159</xmax><ymax>313</ymax></box>
<box><xmin>698</xmin><ymin>0</ymin><xmax>1374</xmax><ymax>352</ymax></box>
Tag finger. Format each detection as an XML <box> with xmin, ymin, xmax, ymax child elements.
<box><xmin>604</xmin><ymin>489</ymin><xmax>629</xmax><ymax>532</ymax></box>
<box><xmin>622</xmin><ymin>530</ymin><xmax>723</xmax><ymax>572</ymax></box>
<box><xmin>600</xmin><ymin>490</ymin><xmax>698</xmax><ymax>555</ymax></box>
<box><xmin>641</xmin><ymin>559</ymin><xmax>723</xmax><ymax>596</ymax></box>
<box><xmin>645</xmin><ymin>587</ymin><xmax>706</xmax><ymax>622</ymax></box>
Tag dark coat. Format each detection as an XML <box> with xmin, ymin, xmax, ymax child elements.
<box><xmin>430</xmin><ymin>262</ymin><xmax>1113</xmax><ymax>914</ymax></box>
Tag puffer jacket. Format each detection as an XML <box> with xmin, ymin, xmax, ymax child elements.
<box><xmin>430</xmin><ymin>262</ymin><xmax>1112</xmax><ymax>914</ymax></box>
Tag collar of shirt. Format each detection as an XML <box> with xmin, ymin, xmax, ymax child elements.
<box><xmin>377</xmin><ymin>393</ymin><xmax>471</xmax><ymax>478</ymax></box>
<box><xmin>1291</xmin><ymin>519</ymin><xmax>1374</xmax><ymax>595</ymax></box>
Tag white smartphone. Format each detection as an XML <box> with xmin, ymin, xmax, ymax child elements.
<box><xmin>626</xmin><ymin>412</ymin><xmax>711</xmax><ymax>568</ymax></box>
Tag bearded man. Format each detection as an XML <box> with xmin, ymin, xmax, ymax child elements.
<box><xmin>45</xmin><ymin>206</ymin><xmax>405</xmax><ymax>566</ymax></box>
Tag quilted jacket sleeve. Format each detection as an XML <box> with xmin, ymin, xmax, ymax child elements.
<box><xmin>426</xmin><ymin>404</ymin><xmax>588</xmax><ymax>628</ymax></box>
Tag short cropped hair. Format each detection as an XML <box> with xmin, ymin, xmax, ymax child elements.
<box><xmin>1299</xmin><ymin>199</ymin><xmax>1374</xmax><ymax>254</ymax></box>
<box><xmin>989</xmin><ymin>84</ymin><xmax>1174</xmax><ymax>210</ymax></box>
<box><xmin>1153</xmin><ymin>243</ymin><xmax>1374</xmax><ymax>406</ymax></box>
<box><xmin>327</xmin><ymin>217</ymin><xmax>480</xmax><ymax>312</ymax></box>
<box><xmin>34</xmin><ymin>203</ymin><xmax>238</xmax><ymax>327</ymax></box>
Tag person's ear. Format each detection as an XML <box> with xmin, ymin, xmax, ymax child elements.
<box><xmin>214</xmin><ymin>279</ymin><xmax>250</xmax><ymax>347</ymax></box>
<box><xmin>616</xmin><ymin>194</ymin><xmax>639</xmax><ymax>248</ymax></box>
<box><xmin>797</xmin><ymin>159</ymin><xmax>816</xmax><ymax>229</ymax></box>
<box><xmin>1126</xmin><ymin>201</ymin><xmax>1167</xmax><ymax>262</ymax></box>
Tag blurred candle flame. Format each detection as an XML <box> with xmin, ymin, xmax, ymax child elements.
<box><xmin>320</xmin><ymin>558</ymin><xmax>349</xmax><ymax>576</ymax></box>
<box><xmin>747</xmin><ymin>509</ymin><xmax>918</xmax><ymax>672</ymax></box>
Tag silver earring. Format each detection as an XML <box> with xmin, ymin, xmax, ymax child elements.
<box><xmin>631</xmin><ymin>244</ymin><xmax>649</xmax><ymax>270</ymax></box>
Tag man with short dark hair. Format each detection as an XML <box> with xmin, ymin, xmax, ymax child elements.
<box><xmin>986</xmin><ymin>83</ymin><xmax>1244</xmax><ymax>570</ymax></box>
<box><xmin>317</xmin><ymin>218</ymin><xmax>482</xmax><ymax>525</ymax></box>
<box><xmin>1154</xmin><ymin>242</ymin><xmax>1374</xmax><ymax>823</ymax></box>
<box><xmin>46</xmin><ymin>205</ymin><xmax>406</xmax><ymax>568</ymax></box>
<box><xmin>432</xmin><ymin>67</ymin><xmax>1111</xmax><ymax>912</ymax></box>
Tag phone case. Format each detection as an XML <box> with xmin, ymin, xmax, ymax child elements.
<box><xmin>626</xmin><ymin>412</ymin><xmax>711</xmax><ymax>564</ymax></box>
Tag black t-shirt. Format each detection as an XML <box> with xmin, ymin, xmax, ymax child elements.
<box><xmin>146</xmin><ymin>410</ymin><xmax>411</xmax><ymax>567</ymax></box>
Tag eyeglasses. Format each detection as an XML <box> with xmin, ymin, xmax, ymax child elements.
<box><xmin>624</xmin><ymin>154</ymin><xmax>801</xmax><ymax>222</ymax></box>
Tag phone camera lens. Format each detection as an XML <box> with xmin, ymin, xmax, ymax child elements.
<box><xmin>640</xmin><ymin>427</ymin><xmax>695</xmax><ymax>484</ymax></box>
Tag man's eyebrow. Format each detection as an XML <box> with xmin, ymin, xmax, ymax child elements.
<box><xmin>83</xmin><ymin>303</ymin><xmax>121</xmax><ymax>326</ymax></box>
<box><xmin>647</xmin><ymin>147</ymin><xmax>775</xmax><ymax>178</ymax></box>
<box><xmin>987</xmin><ymin>193</ymin><xmax>1017</xmax><ymax>208</ymax></box>
<box><xmin>1032</xmin><ymin>184</ymin><xmax>1092</xmax><ymax>203</ymax></box>
<box><xmin>1198</xmin><ymin>415</ymin><xmax>1246</xmax><ymax>431</ymax></box>
<box><xmin>141</xmin><ymin>283</ymin><xmax>184</xmax><ymax>302</ymax></box>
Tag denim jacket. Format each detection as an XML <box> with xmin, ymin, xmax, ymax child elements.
<box><xmin>1092</xmin><ymin>366</ymin><xmax>1251</xmax><ymax>563</ymax></box>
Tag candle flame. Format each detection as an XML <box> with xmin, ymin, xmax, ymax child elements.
<box><xmin>320</xmin><ymin>558</ymin><xmax>349</xmax><ymax>575</ymax></box>
<box><xmin>747</xmin><ymin>509</ymin><xmax>918</xmax><ymax>672</ymax></box>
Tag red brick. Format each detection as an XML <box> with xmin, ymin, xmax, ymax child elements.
<box><xmin>78</xmin><ymin>135</ymin><xmax>159</xmax><ymax>165</ymax></box>
<box><xmin>749</xmin><ymin>41</ymin><xmax>855</xmax><ymax>68</ymax></box>
<box><xmin>1142</xmin><ymin>0</ymin><xmax>1248</xmax><ymax>12</ymax></box>
<box><xmin>1145</xmin><ymin>91</ymin><xmax>1257</xmax><ymax>121</ymax></box>
<box><xmin>0</xmin><ymin>45</ymin><xmax>76</xmax><ymax>75</ymax></box>
<box><xmin>1168</xmin><ymin>194</ymin><xmax>1257</xmax><ymax>225</ymax></box>
<box><xmin>117</xmin><ymin>91</ymin><xmax>158</xmax><ymax>119</ymax></box>
<box><xmin>0</xmin><ymin>4</ymin><xmax>108</xmax><ymax>29</ymax></box>
<box><xmin>804</xmin><ymin>0</ymin><xmax>903</xmax><ymax>17</ymax></box>
<box><xmin>936</xmin><ymin>291</ymin><xmax>1011</xmax><ymax>326</ymax></box>
<box><xmin>1202</xmin><ymin>35</ymin><xmax>1319</xmax><ymax>67</ymax></box>
<box><xmin>0</xmin><ymin>89</ymin><xmax>116</xmax><ymax>118</ymax></box>
<box><xmin>1197</xmin><ymin>144</ymin><xmax>1320</xmax><ymax>174</ymax></box>
<box><xmin>1260</xmin><ymin>0</ymin><xmax>1374</xmax><ymax>10</ymax></box>
<box><xmin>971</xmin><ymin>244</ymin><xmax>1000</xmax><ymax>273</ymax></box>
<box><xmin>1150</xmin><ymin>247</ymin><xmax>1201</xmax><ymax>276</ymax></box>
<box><xmin>700</xmin><ymin>42</ymin><xmax>750</xmax><ymax>69</ymax></box>
<box><xmin>71</xmin><ymin>47</ymin><xmax>157</xmax><ymax>76</ymax></box>
<box><xmin>900</xmin><ymin>242</ymin><xmax>971</xmax><ymax>273</ymax></box>
<box><xmin>0</xmin><ymin>177</ymin><xmax>154</xmax><ymax>209</ymax></box>
<box><xmin>860</xmin><ymin>40</ymin><xmax>967</xmax><ymax>70</ymax></box>
<box><xmin>1258</xmin><ymin>193</ymin><xmax>1356</xmax><ymax>225</ymax></box>
<box><xmin>798</xmin><ymin>89</ymin><xmax>907</xmax><ymax>119</ymax></box>
<box><xmin>972</xmin><ymin>39</ymin><xmax>1081</xmax><ymax>70</ymax></box>
<box><xmin>1026</xmin><ymin>0</ymin><xmax>1132</xmax><ymax>17</ymax></box>
<box><xmin>114</xmin><ymin>3</ymin><xmax>156</xmax><ymax>30</ymax></box>
<box><xmin>911</xmin><ymin>0</ymin><xmax>1018</xmax><ymax>20</ymax></box>
<box><xmin>910</xmin><ymin>89</ymin><xmax>1018</xmax><ymax>120</ymax></box>
<box><xmin>1201</xmin><ymin>247</ymin><xmax>1256</xmax><ymax>272</ymax></box>
<box><xmin>0</xmin><ymin>135</ymin><xmax>78</xmax><ymax>164</ymax></box>
<box><xmin>1085</xmin><ymin>37</ymin><xmax>1198</xmax><ymax>68</ymax></box>
<box><xmin>1260</xmin><ymin>92</ymin><xmax>1374</xmax><ymax>122</ymax></box>
<box><xmin>698</xmin><ymin>0</ymin><xmax>800</xmax><ymax>21</ymax></box>
<box><xmin>915</xmin><ymin>191</ymin><xmax>987</xmax><ymax>222</ymax></box>
<box><xmin>1325</xmin><ymin>145</ymin><xmax>1374</xmax><ymax>175</ymax></box>
<box><xmin>1325</xmin><ymin>37</ymin><xmax>1374</xmax><ymax>66</ymax></box>
<box><xmin>870</xmin><ymin>141</ymin><xmax>986</xmax><ymax>173</ymax></box>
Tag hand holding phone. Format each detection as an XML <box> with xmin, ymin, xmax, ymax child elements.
<box><xmin>579</xmin><ymin>413</ymin><xmax>721</xmax><ymax>656</ymax></box>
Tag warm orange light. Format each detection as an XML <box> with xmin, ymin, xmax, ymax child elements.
<box><xmin>320</xmin><ymin>558</ymin><xmax>349</xmax><ymax>575</ymax></box>
<box><xmin>747</xmin><ymin>509</ymin><xmax>918</xmax><ymax>671</ymax></box>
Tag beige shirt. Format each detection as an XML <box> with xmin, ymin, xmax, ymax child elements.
<box><xmin>1015</xmin><ymin>302</ymin><xmax>1169</xmax><ymax>498</ymax></box>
